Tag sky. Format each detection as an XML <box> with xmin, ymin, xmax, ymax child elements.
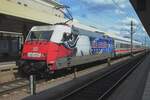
<box><xmin>57</xmin><ymin>0</ymin><xmax>150</xmax><ymax>46</ymax></box>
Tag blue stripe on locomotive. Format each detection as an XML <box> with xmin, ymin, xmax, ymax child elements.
<box><xmin>90</xmin><ymin>36</ymin><xmax>113</xmax><ymax>54</ymax></box>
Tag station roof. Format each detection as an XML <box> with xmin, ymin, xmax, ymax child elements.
<box><xmin>0</xmin><ymin>0</ymin><xmax>66</xmax><ymax>24</ymax></box>
<box><xmin>41</xmin><ymin>0</ymin><xmax>64</xmax><ymax>8</ymax></box>
<box><xmin>130</xmin><ymin>0</ymin><xmax>150</xmax><ymax>37</ymax></box>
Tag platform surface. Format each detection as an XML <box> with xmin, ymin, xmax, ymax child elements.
<box><xmin>142</xmin><ymin>69</ymin><xmax>150</xmax><ymax>100</ymax></box>
<box><xmin>107</xmin><ymin>54</ymin><xmax>150</xmax><ymax>100</ymax></box>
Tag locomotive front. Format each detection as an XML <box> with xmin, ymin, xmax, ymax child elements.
<box><xmin>18</xmin><ymin>25</ymin><xmax>73</xmax><ymax>76</ymax></box>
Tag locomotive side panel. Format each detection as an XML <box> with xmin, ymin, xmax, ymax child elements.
<box><xmin>56</xmin><ymin>33</ymin><xmax>113</xmax><ymax>69</ymax></box>
<box><xmin>76</xmin><ymin>35</ymin><xmax>91</xmax><ymax>56</ymax></box>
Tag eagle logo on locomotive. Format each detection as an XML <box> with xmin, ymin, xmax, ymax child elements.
<box><xmin>62</xmin><ymin>32</ymin><xmax>79</xmax><ymax>49</ymax></box>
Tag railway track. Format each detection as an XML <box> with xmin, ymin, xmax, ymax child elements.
<box><xmin>0</xmin><ymin>78</ymin><xmax>49</xmax><ymax>96</ymax></box>
<box><xmin>0</xmin><ymin>78</ymin><xmax>28</xmax><ymax>95</ymax></box>
<box><xmin>59</xmin><ymin>53</ymin><xmax>146</xmax><ymax>100</ymax></box>
<box><xmin>0</xmin><ymin>52</ymin><xmax>145</xmax><ymax>97</ymax></box>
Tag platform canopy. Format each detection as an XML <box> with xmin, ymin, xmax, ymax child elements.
<box><xmin>130</xmin><ymin>0</ymin><xmax>150</xmax><ymax>36</ymax></box>
<box><xmin>0</xmin><ymin>0</ymin><xmax>67</xmax><ymax>36</ymax></box>
<box><xmin>0</xmin><ymin>0</ymin><xmax>66</xmax><ymax>24</ymax></box>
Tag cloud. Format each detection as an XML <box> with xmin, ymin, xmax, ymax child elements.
<box><xmin>121</xmin><ymin>17</ymin><xmax>139</xmax><ymax>24</ymax></box>
<box><xmin>80</xmin><ymin>0</ymin><xmax>127</xmax><ymax>5</ymax></box>
<box><xmin>120</xmin><ymin>17</ymin><xmax>144</xmax><ymax>33</ymax></box>
<box><xmin>107</xmin><ymin>28</ymin><xmax>120</xmax><ymax>34</ymax></box>
<box><xmin>57</xmin><ymin>0</ymin><xmax>149</xmax><ymax>43</ymax></box>
<box><xmin>119</xmin><ymin>3</ymin><xmax>127</xmax><ymax>8</ymax></box>
<box><xmin>109</xmin><ymin>24</ymin><xmax>130</xmax><ymax>32</ymax></box>
<box><xmin>115</xmin><ymin>9</ymin><xmax>125</xmax><ymax>15</ymax></box>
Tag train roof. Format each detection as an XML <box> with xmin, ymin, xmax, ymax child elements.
<box><xmin>31</xmin><ymin>23</ymin><xmax>110</xmax><ymax>39</ymax></box>
<box><xmin>70</xmin><ymin>21</ymin><xmax>110</xmax><ymax>38</ymax></box>
<box><xmin>31</xmin><ymin>25</ymin><xmax>55</xmax><ymax>31</ymax></box>
<box><xmin>71</xmin><ymin>21</ymin><xmax>101</xmax><ymax>33</ymax></box>
<box><xmin>106</xmin><ymin>33</ymin><xmax>142</xmax><ymax>45</ymax></box>
<box><xmin>31</xmin><ymin>24</ymin><xmax>142</xmax><ymax>46</ymax></box>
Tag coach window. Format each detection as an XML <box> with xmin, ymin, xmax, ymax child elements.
<box><xmin>123</xmin><ymin>44</ymin><xmax>125</xmax><ymax>48</ymax></box>
<box><xmin>120</xmin><ymin>43</ymin><xmax>123</xmax><ymax>48</ymax></box>
<box><xmin>115</xmin><ymin>43</ymin><xmax>118</xmax><ymax>48</ymax></box>
<box><xmin>127</xmin><ymin>44</ymin><xmax>130</xmax><ymax>48</ymax></box>
<box><xmin>116</xmin><ymin>43</ymin><xmax>118</xmax><ymax>48</ymax></box>
<box><xmin>124</xmin><ymin>44</ymin><xmax>128</xmax><ymax>48</ymax></box>
<box><xmin>120</xmin><ymin>43</ymin><xmax>122</xmax><ymax>48</ymax></box>
<box><xmin>124</xmin><ymin>44</ymin><xmax>126</xmax><ymax>48</ymax></box>
<box><xmin>117</xmin><ymin>43</ymin><xmax>120</xmax><ymax>48</ymax></box>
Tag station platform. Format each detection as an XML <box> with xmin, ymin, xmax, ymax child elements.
<box><xmin>107</xmin><ymin>53</ymin><xmax>150</xmax><ymax>100</ymax></box>
<box><xmin>142</xmin><ymin>60</ymin><xmax>150</xmax><ymax>100</ymax></box>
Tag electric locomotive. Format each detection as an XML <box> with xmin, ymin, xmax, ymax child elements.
<box><xmin>18</xmin><ymin>23</ymin><xmax>144</xmax><ymax>77</ymax></box>
<box><xmin>18</xmin><ymin>23</ymin><xmax>113</xmax><ymax>76</ymax></box>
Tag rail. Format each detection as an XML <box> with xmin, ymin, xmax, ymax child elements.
<box><xmin>0</xmin><ymin>51</ymin><xmax>146</xmax><ymax>97</ymax></box>
<box><xmin>0</xmin><ymin>79</ymin><xmax>28</xmax><ymax>96</ymax></box>
<box><xmin>59</xmin><ymin>53</ymin><xmax>146</xmax><ymax>100</ymax></box>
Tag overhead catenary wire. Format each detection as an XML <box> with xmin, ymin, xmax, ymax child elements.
<box><xmin>111</xmin><ymin>0</ymin><xmax>144</xmax><ymax>36</ymax></box>
<box><xmin>111</xmin><ymin>0</ymin><xmax>132</xmax><ymax>17</ymax></box>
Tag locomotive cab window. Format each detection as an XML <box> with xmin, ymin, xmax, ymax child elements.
<box><xmin>26</xmin><ymin>31</ymin><xmax>53</xmax><ymax>41</ymax></box>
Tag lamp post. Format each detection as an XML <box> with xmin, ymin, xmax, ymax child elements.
<box><xmin>130</xmin><ymin>20</ymin><xmax>134</xmax><ymax>56</ymax></box>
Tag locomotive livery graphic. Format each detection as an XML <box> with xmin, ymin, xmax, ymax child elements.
<box><xmin>17</xmin><ymin>23</ymin><xmax>144</xmax><ymax>76</ymax></box>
